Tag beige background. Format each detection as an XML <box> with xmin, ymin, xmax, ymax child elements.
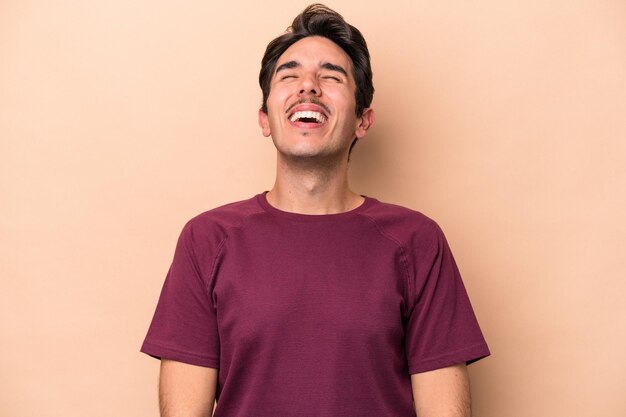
<box><xmin>1</xmin><ymin>0</ymin><xmax>625</xmax><ymax>416</ymax></box>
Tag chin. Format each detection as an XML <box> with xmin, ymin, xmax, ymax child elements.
<box><xmin>276</xmin><ymin>141</ymin><xmax>321</xmax><ymax>156</ymax></box>
<box><xmin>279</xmin><ymin>147</ymin><xmax>345</xmax><ymax>163</ymax></box>
<box><xmin>282</xmin><ymin>149</ymin><xmax>323</xmax><ymax>159</ymax></box>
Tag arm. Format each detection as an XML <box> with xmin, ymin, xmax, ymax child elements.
<box><xmin>410</xmin><ymin>363</ymin><xmax>471</xmax><ymax>417</ymax></box>
<box><xmin>159</xmin><ymin>359</ymin><xmax>218</xmax><ymax>417</ymax></box>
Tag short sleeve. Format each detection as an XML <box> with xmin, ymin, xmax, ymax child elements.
<box><xmin>404</xmin><ymin>221</ymin><xmax>490</xmax><ymax>374</ymax></box>
<box><xmin>140</xmin><ymin>220</ymin><xmax>220</xmax><ymax>368</ymax></box>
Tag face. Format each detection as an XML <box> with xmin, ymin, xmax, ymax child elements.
<box><xmin>258</xmin><ymin>36</ymin><xmax>374</xmax><ymax>161</ymax></box>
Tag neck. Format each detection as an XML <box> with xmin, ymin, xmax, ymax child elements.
<box><xmin>266</xmin><ymin>154</ymin><xmax>363</xmax><ymax>215</ymax></box>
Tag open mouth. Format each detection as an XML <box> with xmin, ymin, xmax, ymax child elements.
<box><xmin>287</xmin><ymin>109</ymin><xmax>328</xmax><ymax>126</ymax></box>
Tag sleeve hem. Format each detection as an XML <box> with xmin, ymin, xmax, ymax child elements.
<box><xmin>140</xmin><ymin>341</ymin><xmax>220</xmax><ymax>369</ymax></box>
<box><xmin>408</xmin><ymin>343</ymin><xmax>490</xmax><ymax>375</ymax></box>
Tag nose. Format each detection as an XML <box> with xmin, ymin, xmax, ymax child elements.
<box><xmin>298</xmin><ymin>75</ymin><xmax>321</xmax><ymax>96</ymax></box>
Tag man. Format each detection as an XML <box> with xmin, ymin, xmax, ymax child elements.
<box><xmin>141</xmin><ymin>4</ymin><xmax>490</xmax><ymax>416</ymax></box>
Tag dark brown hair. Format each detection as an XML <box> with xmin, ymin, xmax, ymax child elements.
<box><xmin>259</xmin><ymin>4</ymin><xmax>374</xmax><ymax>117</ymax></box>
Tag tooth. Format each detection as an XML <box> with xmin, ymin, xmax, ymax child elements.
<box><xmin>289</xmin><ymin>110</ymin><xmax>327</xmax><ymax>123</ymax></box>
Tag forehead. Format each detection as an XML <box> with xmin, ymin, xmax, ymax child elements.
<box><xmin>276</xmin><ymin>36</ymin><xmax>353</xmax><ymax>72</ymax></box>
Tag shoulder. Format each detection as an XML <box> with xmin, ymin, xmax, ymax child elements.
<box><xmin>180</xmin><ymin>195</ymin><xmax>265</xmax><ymax>246</ymax></box>
<box><xmin>359</xmin><ymin>197</ymin><xmax>445</xmax><ymax>250</ymax></box>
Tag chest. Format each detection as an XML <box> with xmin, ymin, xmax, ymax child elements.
<box><xmin>212</xmin><ymin>222</ymin><xmax>407</xmax><ymax>352</ymax></box>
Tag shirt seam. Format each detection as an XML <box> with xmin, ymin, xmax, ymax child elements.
<box><xmin>358</xmin><ymin>212</ymin><xmax>415</xmax><ymax>316</ymax></box>
<box><xmin>142</xmin><ymin>341</ymin><xmax>220</xmax><ymax>361</ymax></box>
<box><xmin>407</xmin><ymin>342</ymin><xmax>490</xmax><ymax>371</ymax></box>
<box><xmin>199</xmin><ymin>207</ymin><xmax>267</xmax><ymax>309</ymax></box>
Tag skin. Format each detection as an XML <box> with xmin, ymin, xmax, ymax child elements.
<box><xmin>158</xmin><ymin>35</ymin><xmax>472</xmax><ymax>417</ymax></box>
<box><xmin>411</xmin><ymin>364</ymin><xmax>472</xmax><ymax>417</ymax></box>
<box><xmin>159</xmin><ymin>360</ymin><xmax>217</xmax><ymax>417</ymax></box>
<box><xmin>258</xmin><ymin>36</ymin><xmax>374</xmax><ymax>214</ymax></box>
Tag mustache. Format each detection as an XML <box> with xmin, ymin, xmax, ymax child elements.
<box><xmin>285</xmin><ymin>98</ymin><xmax>331</xmax><ymax>116</ymax></box>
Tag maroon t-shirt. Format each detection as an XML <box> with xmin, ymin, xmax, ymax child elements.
<box><xmin>141</xmin><ymin>192</ymin><xmax>489</xmax><ymax>416</ymax></box>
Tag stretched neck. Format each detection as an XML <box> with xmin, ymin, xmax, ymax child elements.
<box><xmin>267</xmin><ymin>153</ymin><xmax>363</xmax><ymax>215</ymax></box>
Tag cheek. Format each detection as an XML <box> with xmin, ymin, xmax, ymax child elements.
<box><xmin>334</xmin><ymin>92</ymin><xmax>357</xmax><ymax>115</ymax></box>
<box><xmin>267</xmin><ymin>83</ymin><xmax>292</xmax><ymax>104</ymax></box>
<box><xmin>327</xmin><ymin>85</ymin><xmax>355</xmax><ymax>105</ymax></box>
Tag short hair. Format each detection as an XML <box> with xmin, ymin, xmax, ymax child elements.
<box><xmin>259</xmin><ymin>4</ymin><xmax>374</xmax><ymax>118</ymax></box>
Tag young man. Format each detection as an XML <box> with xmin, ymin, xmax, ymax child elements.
<box><xmin>141</xmin><ymin>4</ymin><xmax>490</xmax><ymax>416</ymax></box>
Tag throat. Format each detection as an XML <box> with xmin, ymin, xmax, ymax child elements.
<box><xmin>266</xmin><ymin>185</ymin><xmax>361</xmax><ymax>215</ymax></box>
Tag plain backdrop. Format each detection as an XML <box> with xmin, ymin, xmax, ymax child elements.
<box><xmin>1</xmin><ymin>1</ymin><xmax>625</xmax><ymax>416</ymax></box>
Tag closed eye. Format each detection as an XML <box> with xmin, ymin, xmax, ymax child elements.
<box><xmin>281</xmin><ymin>75</ymin><xmax>297</xmax><ymax>80</ymax></box>
<box><xmin>322</xmin><ymin>76</ymin><xmax>341</xmax><ymax>82</ymax></box>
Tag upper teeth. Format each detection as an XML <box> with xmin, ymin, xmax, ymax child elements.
<box><xmin>290</xmin><ymin>111</ymin><xmax>326</xmax><ymax>123</ymax></box>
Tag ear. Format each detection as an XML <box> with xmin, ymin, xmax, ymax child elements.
<box><xmin>355</xmin><ymin>108</ymin><xmax>375</xmax><ymax>139</ymax></box>
<box><xmin>258</xmin><ymin>108</ymin><xmax>271</xmax><ymax>137</ymax></box>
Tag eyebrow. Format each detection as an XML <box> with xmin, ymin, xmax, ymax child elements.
<box><xmin>275</xmin><ymin>61</ymin><xmax>300</xmax><ymax>74</ymax></box>
<box><xmin>274</xmin><ymin>60</ymin><xmax>348</xmax><ymax>77</ymax></box>
<box><xmin>320</xmin><ymin>62</ymin><xmax>348</xmax><ymax>77</ymax></box>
